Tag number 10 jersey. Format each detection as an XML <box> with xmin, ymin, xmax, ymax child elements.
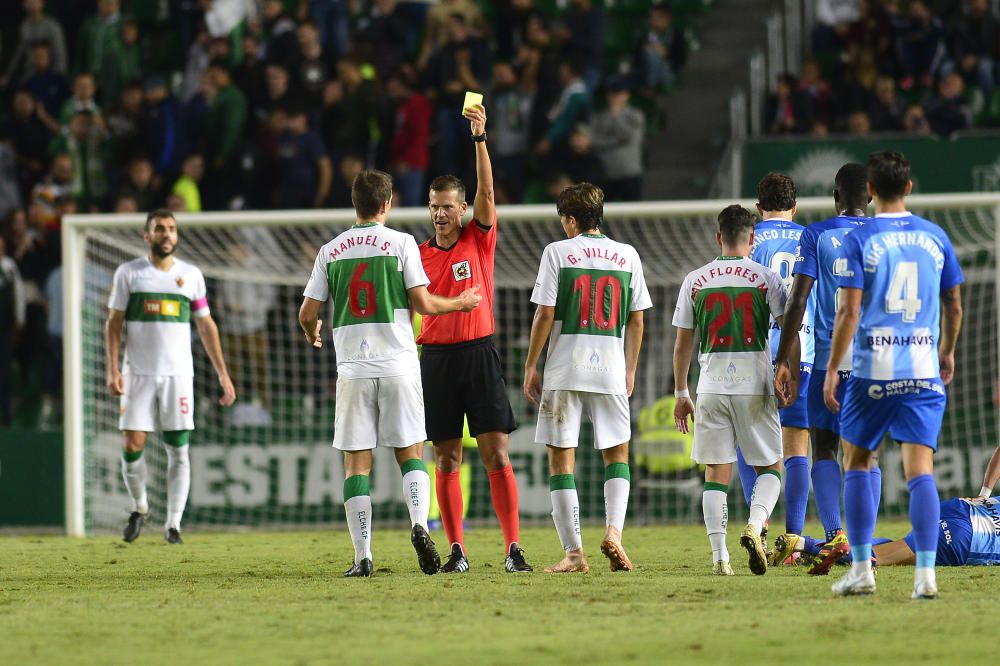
<box><xmin>531</xmin><ymin>233</ymin><xmax>652</xmax><ymax>395</ymax></box>
<box><xmin>673</xmin><ymin>256</ymin><xmax>787</xmax><ymax>395</ymax></box>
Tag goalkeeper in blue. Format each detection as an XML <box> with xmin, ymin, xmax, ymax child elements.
<box><xmin>824</xmin><ymin>150</ymin><xmax>964</xmax><ymax>599</ymax></box>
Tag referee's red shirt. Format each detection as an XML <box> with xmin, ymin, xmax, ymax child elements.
<box><xmin>417</xmin><ymin>217</ymin><xmax>497</xmax><ymax>345</ymax></box>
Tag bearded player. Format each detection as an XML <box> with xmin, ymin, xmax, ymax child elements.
<box><xmin>417</xmin><ymin>103</ymin><xmax>531</xmax><ymax>573</ymax></box>
<box><xmin>106</xmin><ymin>209</ymin><xmax>237</xmax><ymax>544</ymax></box>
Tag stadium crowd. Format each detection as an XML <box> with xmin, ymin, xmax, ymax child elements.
<box><xmin>766</xmin><ymin>0</ymin><xmax>1000</xmax><ymax>137</ymax></box>
<box><xmin>0</xmin><ymin>0</ymin><xmax>692</xmax><ymax>427</ymax></box>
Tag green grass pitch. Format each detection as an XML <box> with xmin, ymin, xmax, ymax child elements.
<box><xmin>2</xmin><ymin>522</ymin><xmax>996</xmax><ymax>665</ymax></box>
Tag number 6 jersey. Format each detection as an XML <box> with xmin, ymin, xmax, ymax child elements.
<box><xmin>303</xmin><ymin>222</ymin><xmax>430</xmax><ymax>379</ymax></box>
<box><xmin>673</xmin><ymin>256</ymin><xmax>787</xmax><ymax>395</ymax></box>
<box><xmin>531</xmin><ymin>232</ymin><xmax>652</xmax><ymax>395</ymax></box>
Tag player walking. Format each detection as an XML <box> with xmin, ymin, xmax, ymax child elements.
<box><xmin>771</xmin><ymin>163</ymin><xmax>877</xmax><ymax>573</ymax></box>
<box><xmin>299</xmin><ymin>170</ymin><xmax>481</xmax><ymax>577</ymax></box>
<box><xmin>674</xmin><ymin>205</ymin><xmax>787</xmax><ymax>576</ymax></box>
<box><xmin>418</xmin><ymin>103</ymin><xmax>532</xmax><ymax>573</ymax></box>
<box><xmin>106</xmin><ymin>209</ymin><xmax>236</xmax><ymax>544</ymax></box>
<box><xmin>824</xmin><ymin>151</ymin><xmax>964</xmax><ymax>598</ymax></box>
<box><xmin>523</xmin><ymin>183</ymin><xmax>651</xmax><ymax>573</ymax></box>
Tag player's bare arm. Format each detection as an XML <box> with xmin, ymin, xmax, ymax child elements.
<box><xmin>465</xmin><ymin>104</ymin><xmax>496</xmax><ymax>228</ymax></box>
<box><xmin>194</xmin><ymin>314</ymin><xmax>236</xmax><ymax>406</ymax></box>
<box><xmin>774</xmin><ymin>274</ymin><xmax>814</xmax><ymax>404</ymax></box>
<box><xmin>672</xmin><ymin>326</ymin><xmax>695</xmax><ymax>434</ymax></box>
<box><xmin>408</xmin><ymin>284</ymin><xmax>482</xmax><ymax>315</ymax></box>
<box><xmin>979</xmin><ymin>445</ymin><xmax>1000</xmax><ymax>499</ymax></box>
<box><xmin>623</xmin><ymin>310</ymin><xmax>644</xmax><ymax>398</ymax></box>
<box><xmin>298</xmin><ymin>297</ymin><xmax>324</xmax><ymax>348</ymax></box>
<box><xmin>105</xmin><ymin>308</ymin><xmax>126</xmax><ymax>396</ymax></box>
<box><xmin>938</xmin><ymin>284</ymin><xmax>963</xmax><ymax>386</ymax></box>
<box><xmin>523</xmin><ymin>304</ymin><xmax>555</xmax><ymax>405</ymax></box>
<box><xmin>823</xmin><ymin>287</ymin><xmax>862</xmax><ymax>412</ymax></box>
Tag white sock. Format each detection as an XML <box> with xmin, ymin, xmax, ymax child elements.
<box><xmin>122</xmin><ymin>456</ymin><xmax>148</xmax><ymax>515</ymax></box>
<box><xmin>550</xmin><ymin>488</ymin><xmax>582</xmax><ymax>551</ymax></box>
<box><xmin>401</xmin><ymin>467</ymin><xmax>430</xmax><ymax>530</ymax></box>
<box><xmin>702</xmin><ymin>488</ymin><xmax>729</xmax><ymax>562</ymax></box>
<box><xmin>915</xmin><ymin>566</ymin><xmax>936</xmax><ymax>587</ymax></box>
<box><xmin>604</xmin><ymin>477</ymin><xmax>630</xmax><ymax>533</ymax></box>
<box><xmin>749</xmin><ymin>472</ymin><xmax>781</xmax><ymax>533</ymax></box>
<box><xmin>165</xmin><ymin>445</ymin><xmax>191</xmax><ymax>530</ymax></box>
<box><xmin>345</xmin><ymin>495</ymin><xmax>373</xmax><ymax>562</ymax></box>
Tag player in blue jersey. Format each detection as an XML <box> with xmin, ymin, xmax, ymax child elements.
<box><xmin>772</xmin><ymin>163</ymin><xmax>878</xmax><ymax>575</ymax></box>
<box><xmin>824</xmin><ymin>151</ymin><xmax>964</xmax><ymax>599</ymax></box>
<box><xmin>735</xmin><ymin>173</ymin><xmax>813</xmax><ymax>551</ymax></box>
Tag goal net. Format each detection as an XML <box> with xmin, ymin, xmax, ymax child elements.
<box><xmin>63</xmin><ymin>196</ymin><xmax>1000</xmax><ymax>535</ymax></box>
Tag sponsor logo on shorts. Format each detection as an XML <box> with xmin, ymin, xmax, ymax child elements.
<box><xmin>452</xmin><ymin>260</ymin><xmax>471</xmax><ymax>282</ymax></box>
<box><xmin>866</xmin><ymin>379</ymin><xmax>944</xmax><ymax>400</ymax></box>
<box><xmin>143</xmin><ymin>299</ymin><xmax>181</xmax><ymax>316</ymax></box>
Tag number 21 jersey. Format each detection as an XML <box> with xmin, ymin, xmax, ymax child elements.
<box><xmin>531</xmin><ymin>233</ymin><xmax>652</xmax><ymax>394</ymax></box>
<box><xmin>673</xmin><ymin>257</ymin><xmax>787</xmax><ymax>395</ymax></box>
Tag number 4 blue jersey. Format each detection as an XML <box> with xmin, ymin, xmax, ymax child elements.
<box><xmin>838</xmin><ymin>213</ymin><xmax>964</xmax><ymax>380</ymax></box>
<box><xmin>794</xmin><ymin>215</ymin><xmax>868</xmax><ymax>371</ymax></box>
<box><xmin>751</xmin><ymin>219</ymin><xmax>815</xmax><ymax>366</ymax></box>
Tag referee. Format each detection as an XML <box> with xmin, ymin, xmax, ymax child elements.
<box><xmin>418</xmin><ymin>103</ymin><xmax>531</xmax><ymax>573</ymax></box>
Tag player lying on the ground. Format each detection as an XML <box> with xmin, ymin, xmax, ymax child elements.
<box><xmin>774</xmin><ymin>497</ymin><xmax>1000</xmax><ymax>567</ymax></box>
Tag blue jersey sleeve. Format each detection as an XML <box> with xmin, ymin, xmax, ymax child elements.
<box><xmin>794</xmin><ymin>225</ymin><xmax>819</xmax><ymax>279</ymax></box>
<box><xmin>837</xmin><ymin>229</ymin><xmax>866</xmax><ymax>290</ymax></box>
<box><xmin>938</xmin><ymin>230</ymin><xmax>964</xmax><ymax>291</ymax></box>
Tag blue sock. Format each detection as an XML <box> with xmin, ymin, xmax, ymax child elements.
<box><xmin>908</xmin><ymin>474</ymin><xmax>939</xmax><ymax>569</ymax></box>
<box><xmin>736</xmin><ymin>447</ymin><xmax>756</xmax><ymax>509</ymax></box>
<box><xmin>812</xmin><ymin>459</ymin><xmax>842</xmax><ymax>540</ymax></box>
<box><xmin>844</xmin><ymin>469</ymin><xmax>875</xmax><ymax>566</ymax></box>
<box><xmin>784</xmin><ymin>456</ymin><xmax>809</xmax><ymax>534</ymax></box>
<box><xmin>803</xmin><ymin>535</ymin><xmax>824</xmax><ymax>555</ymax></box>
<box><xmin>870</xmin><ymin>466</ymin><xmax>883</xmax><ymax>517</ymax></box>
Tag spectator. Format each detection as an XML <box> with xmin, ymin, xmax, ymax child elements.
<box><xmin>1</xmin><ymin>0</ymin><xmax>69</xmax><ymax>86</ymax></box>
<box><xmin>925</xmin><ymin>72</ymin><xmax>973</xmax><ymax>136</ymax></box>
<box><xmin>309</xmin><ymin>0</ymin><xmax>352</xmax><ymax>58</ymax></box>
<box><xmin>49</xmin><ymin>110</ymin><xmax>110</xmax><ymax>211</ymax></box>
<box><xmin>903</xmin><ymin>102</ymin><xmax>932</xmax><ymax>135</ymax></box>
<box><xmin>78</xmin><ymin>0</ymin><xmax>122</xmax><ymax>76</ymax></box>
<box><xmin>417</xmin><ymin>0</ymin><xmax>485</xmax><ymax>70</ymax></box>
<box><xmin>172</xmin><ymin>153</ymin><xmax>205</xmax><ymax>213</ymax></box>
<box><xmin>637</xmin><ymin>3</ymin><xmax>686</xmax><ymax>94</ymax></box>
<box><xmin>117</xmin><ymin>156</ymin><xmax>161</xmax><ymax>212</ymax></box>
<box><xmin>274</xmin><ymin>106</ymin><xmax>332</xmax><ymax>209</ymax></box>
<box><xmin>180</xmin><ymin>22</ymin><xmax>212</xmax><ymax>103</ymax></box>
<box><xmin>521</xmin><ymin>13</ymin><xmax>562</xmax><ymax>144</ymax></box>
<box><xmin>535</xmin><ymin>59</ymin><xmax>589</xmax><ymax>157</ymax></box>
<box><xmin>328</xmin><ymin>153</ymin><xmax>364</xmax><ymax>208</ymax></box>
<box><xmin>30</xmin><ymin>153</ymin><xmax>73</xmax><ymax>230</ymax></box>
<box><xmin>557</xmin><ymin>0</ymin><xmax>606</xmax><ymax>94</ymax></box>
<box><xmin>321</xmin><ymin>57</ymin><xmax>389</xmax><ymax>165</ymax></box>
<box><xmin>836</xmin><ymin>49</ymin><xmax>878</xmax><ymax>118</ymax></box>
<box><xmin>40</xmin><ymin>262</ymin><xmax>62</xmax><ymax>427</ymax></box>
<box><xmin>493</xmin><ymin>0</ymin><xmax>535</xmax><ymax>61</ymax></box>
<box><xmin>544</xmin><ymin>172</ymin><xmax>574</xmax><ymax>202</ymax></box>
<box><xmin>105</xmin><ymin>81</ymin><xmax>147</xmax><ymax>165</ymax></box>
<box><xmin>23</xmin><ymin>42</ymin><xmax>71</xmax><ymax>118</ymax></box>
<box><xmin>846</xmin><ymin>109</ymin><xmax>872</xmax><ymax>135</ymax></box>
<box><xmin>868</xmin><ymin>75</ymin><xmax>904</xmax><ymax>131</ymax></box>
<box><xmin>765</xmin><ymin>73</ymin><xmax>807</xmax><ymax>134</ymax></box>
<box><xmin>555</xmin><ymin>124</ymin><xmax>603</xmax><ymax>184</ymax></box>
<box><xmin>489</xmin><ymin>60</ymin><xmax>532</xmax><ymax>203</ymax></box>
<box><xmin>262</xmin><ymin>0</ymin><xmax>299</xmax><ymax>71</ymax></box>
<box><xmin>165</xmin><ymin>192</ymin><xmax>188</xmax><ymax>213</ymax></box>
<box><xmin>296</xmin><ymin>21</ymin><xmax>331</xmax><ymax>109</ymax></box>
<box><xmin>144</xmin><ymin>76</ymin><xmax>183</xmax><ymax>177</ymax></box>
<box><xmin>257</xmin><ymin>63</ymin><xmax>299</xmax><ymax>127</ymax></box>
<box><xmin>0</xmin><ymin>133</ymin><xmax>23</xmax><ymax>222</ymax></box>
<box><xmin>895</xmin><ymin>0</ymin><xmax>946</xmax><ymax>90</ymax></box>
<box><xmin>590</xmin><ymin>78</ymin><xmax>645</xmax><ymax>202</ymax></box>
<box><xmin>0</xmin><ymin>230</ymin><xmax>27</xmax><ymax>426</ymax></box>
<box><xmin>114</xmin><ymin>193</ymin><xmax>139</xmax><ymax>212</ymax></box>
<box><xmin>355</xmin><ymin>0</ymin><xmax>409</xmax><ymax>79</ymax></box>
<box><xmin>97</xmin><ymin>15</ymin><xmax>141</xmax><ymax>106</ymax></box>
<box><xmin>7</xmin><ymin>90</ymin><xmax>58</xmax><ymax>188</ymax></box>
<box><xmin>813</xmin><ymin>0</ymin><xmax>861</xmax><ymax>54</ymax></box>
<box><xmin>59</xmin><ymin>73</ymin><xmax>104</xmax><ymax>129</ymax></box>
<box><xmin>234</xmin><ymin>32</ymin><xmax>269</xmax><ymax>113</ymax></box>
<box><xmin>386</xmin><ymin>71</ymin><xmax>431</xmax><ymax>207</ymax></box>
<box><xmin>944</xmin><ymin>0</ymin><xmax>997</xmax><ymax>98</ymax></box>
<box><xmin>203</xmin><ymin>59</ymin><xmax>248</xmax><ymax>203</ymax></box>
<box><xmin>799</xmin><ymin>59</ymin><xmax>833</xmax><ymax>122</ymax></box>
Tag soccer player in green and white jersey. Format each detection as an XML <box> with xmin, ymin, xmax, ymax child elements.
<box><xmin>106</xmin><ymin>209</ymin><xmax>237</xmax><ymax>545</ymax></box>
<box><xmin>673</xmin><ymin>205</ymin><xmax>788</xmax><ymax>576</ymax></box>
<box><xmin>298</xmin><ymin>170</ymin><xmax>482</xmax><ymax>578</ymax></box>
<box><xmin>523</xmin><ymin>183</ymin><xmax>652</xmax><ymax>574</ymax></box>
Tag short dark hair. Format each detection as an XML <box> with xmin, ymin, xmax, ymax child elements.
<box><xmin>557</xmin><ymin>182</ymin><xmax>604</xmax><ymax>232</ymax></box>
<box><xmin>834</xmin><ymin>162</ymin><xmax>868</xmax><ymax>207</ymax></box>
<box><xmin>429</xmin><ymin>174</ymin><xmax>466</xmax><ymax>202</ymax></box>
<box><xmin>867</xmin><ymin>150</ymin><xmax>910</xmax><ymax>200</ymax></box>
<box><xmin>352</xmin><ymin>170</ymin><xmax>393</xmax><ymax>219</ymax></box>
<box><xmin>145</xmin><ymin>208</ymin><xmax>176</xmax><ymax>231</ymax></box>
<box><xmin>718</xmin><ymin>205</ymin><xmax>755</xmax><ymax>245</ymax></box>
<box><xmin>756</xmin><ymin>172</ymin><xmax>796</xmax><ymax>212</ymax></box>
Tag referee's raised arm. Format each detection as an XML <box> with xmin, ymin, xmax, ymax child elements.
<box><xmin>465</xmin><ymin>103</ymin><xmax>496</xmax><ymax>227</ymax></box>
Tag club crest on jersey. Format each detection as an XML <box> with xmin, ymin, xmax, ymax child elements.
<box><xmin>175</xmin><ymin>276</ymin><xmax>184</xmax><ymax>288</ymax></box>
<box><xmin>452</xmin><ymin>260</ymin><xmax>471</xmax><ymax>282</ymax></box>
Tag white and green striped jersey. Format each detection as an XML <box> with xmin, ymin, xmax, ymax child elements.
<box><xmin>108</xmin><ymin>256</ymin><xmax>210</xmax><ymax>377</ymax></box>
<box><xmin>672</xmin><ymin>256</ymin><xmax>787</xmax><ymax>395</ymax></box>
<box><xmin>303</xmin><ymin>222</ymin><xmax>429</xmax><ymax>379</ymax></box>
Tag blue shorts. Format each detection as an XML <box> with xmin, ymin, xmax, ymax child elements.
<box><xmin>779</xmin><ymin>365</ymin><xmax>811</xmax><ymax>429</ymax></box>
<box><xmin>903</xmin><ymin>499</ymin><xmax>970</xmax><ymax>566</ymax></box>
<box><xmin>839</xmin><ymin>376</ymin><xmax>946</xmax><ymax>451</ymax></box>
<box><xmin>808</xmin><ymin>369</ymin><xmax>849</xmax><ymax>434</ymax></box>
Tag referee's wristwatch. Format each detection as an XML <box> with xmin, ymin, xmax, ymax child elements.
<box><xmin>471</xmin><ymin>132</ymin><xmax>487</xmax><ymax>142</ymax></box>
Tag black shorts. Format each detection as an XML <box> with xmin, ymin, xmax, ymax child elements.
<box><xmin>420</xmin><ymin>335</ymin><xmax>517</xmax><ymax>441</ymax></box>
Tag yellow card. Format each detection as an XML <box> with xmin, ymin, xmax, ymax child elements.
<box><xmin>463</xmin><ymin>91</ymin><xmax>483</xmax><ymax>113</ymax></box>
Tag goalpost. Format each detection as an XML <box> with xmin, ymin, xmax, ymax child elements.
<box><xmin>62</xmin><ymin>195</ymin><xmax>1000</xmax><ymax>536</ymax></box>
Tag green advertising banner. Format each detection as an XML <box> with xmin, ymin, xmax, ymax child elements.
<box><xmin>742</xmin><ymin>133</ymin><xmax>1000</xmax><ymax>197</ymax></box>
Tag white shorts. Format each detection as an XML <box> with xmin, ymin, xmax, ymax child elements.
<box><xmin>333</xmin><ymin>374</ymin><xmax>426</xmax><ymax>451</ymax></box>
<box><xmin>119</xmin><ymin>375</ymin><xmax>195</xmax><ymax>432</ymax></box>
<box><xmin>535</xmin><ymin>390</ymin><xmax>631</xmax><ymax>450</ymax></box>
<box><xmin>692</xmin><ymin>393</ymin><xmax>782</xmax><ymax>466</ymax></box>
